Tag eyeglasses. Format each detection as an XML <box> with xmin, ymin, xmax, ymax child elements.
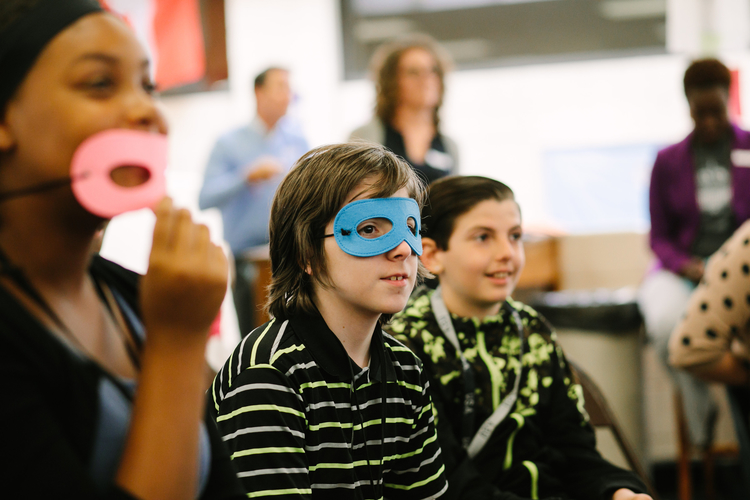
<box><xmin>399</xmin><ymin>66</ymin><xmax>439</xmax><ymax>79</ymax></box>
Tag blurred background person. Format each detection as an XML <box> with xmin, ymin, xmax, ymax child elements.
<box><xmin>670</xmin><ymin>219</ymin><xmax>750</xmax><ymax>385</ymax></box>
<box><xmin>0</xmin><ymin>1</ymin><xmax>243</xmax><ymax>497</ymax></box>
<box><xmin>199</xmin><ymin>67</ymin><xmax>308</xmax><ymax>337</ymax></box>
<box><xmin>669</xmin><ymin>219</ymin><xmax>750</xmax><ymax>495</ymax></box>
<box><xmin>638</xmin><ymin>58</ymin><xmax>750</xmax><ymax>449</ymax></box>
<box><xmin>350</xmin><ymin>34</ymin><xmax>458</xmax><ymax>185</ymax></box>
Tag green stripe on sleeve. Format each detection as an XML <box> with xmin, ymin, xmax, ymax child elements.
<box><xmin>385</xmin><ymin>464</ymin><xmax>446</xmax><ymax>490</ymax></box>
<box><xmin>250</xmin><ymin>319</ymin><xmax>276</xmax><ymax>366</ymax></box>
<box><xmin>395</xmin><ymin>380</ymin><xmax>422</xmax><ymax>393</ymax></box>
<box><xmin>271</xmin><ymin>343</ymin><xmax>305</xmax><ymax>363</ymax></box>
<box><xmin>231</xmin><ymin>446</ymin><xmax>305</xmax><ymax>459</ymax></box>
<box><xmin>211</xmin><ymin>372</ymin><xmax>220</xmax><ymax>412</ymax></box>
<box><xmin>383</xmin><ymin>430</ymin><xmax>438</xmax><ymax>462</ymax></box>
<box><xmin>246</xmin><ymin>487</ymin><xmax>312</xmax><ymax>498</ymax></box>
<box><xmin>217</xmin><ymin>403</ymin><xmax>305</xmax><ymax>422</ymax></box>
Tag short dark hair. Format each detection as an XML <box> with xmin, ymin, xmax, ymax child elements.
<box><xmin>0</xmin><ymin>0</ymin><xmax>42</xmax><ymax>113</ymax></box>
<box><xmin>267</xmin><ymin>142</ymin><xmax>426</xmax><ymax>321</ymax></box>
<box><xmin>423</xmin><ymin>175</ymin><xmax>516</xmax><ymax>250</ymax></box>
<box><xmin>254</xmin><ymin>66</ymin><xmax>287</xmax><ymax>90</ymax></box>
<box><xmin>683</xmin><ymin>58</ymin><xmax>731</xmax><ymax>96</ymax></box>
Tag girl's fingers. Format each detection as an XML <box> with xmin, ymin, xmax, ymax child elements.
<box><xmin>171</xmin><ymin>208</ymin><xmax>195</xmax><ymax>252</ymax></box>
<box><xmin>194</xmin><ymin>223</ymin><xmax>211</xmax><ymax>254</ymax></box>
<box><xmin>209</xmin><ymin>243</ymin><xmax>229</xmax><ymax>281</ymax></box>
<box><xmin>151</xmin><ymin>197</ymin><xmax>175</xmax><ymax>251</ymax></box>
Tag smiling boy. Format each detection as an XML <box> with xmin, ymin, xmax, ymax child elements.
<box><xmin>208</xmin><ymin>143</ymin><xmax>448</xmax><ymax>499</ymax></box>
<box><xmin>388</xmin><ymin>176</ymin><xmax>651</xmax><ymax>500</ymax></box>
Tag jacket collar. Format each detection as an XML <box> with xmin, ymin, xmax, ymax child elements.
<box><xmin>289</xmin><ymin>310</ymin><xmax>396</xmax><ymax>383</ymax></box>
<box><xmin>685</xmin><ymin>122</ymin><xmax>741</xmax><ymax>149</ymax></box>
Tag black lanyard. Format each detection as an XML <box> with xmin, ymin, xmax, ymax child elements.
<box><xmin>430</xmin><ymin>286</ymin><xmax>524</xmax><ymax>458</ymax></box>
<box><xmin>0</xmin><ymin>246</ymin><xmax>140</xmax><ymax>370</ymax></box>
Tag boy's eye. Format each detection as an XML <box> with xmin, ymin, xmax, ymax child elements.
<box><xmin>407</xmin><ymin>217</ymin><xmax>417</xmax><ymax>236</ymax></box>
<box><xmin>510</xmin><ymin>231</ymin><xmax>523</xmax><ymax>242</ymax></box>
<box><xmin>357</xmin><ymin>218</ymin><xmax>392</xmax><ymax>239</ymax></box>
<box><xmin>475</xmin><ymin>233</ymin><xmax>489</xmax><ymax>242</ymax></box>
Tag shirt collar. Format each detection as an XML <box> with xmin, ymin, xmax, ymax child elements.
<box><xmin>249</xmin><ymin>116</ymin><xmax>269</xmax><ymax>135</ymax></box>
<box><xmin>289</xmin><ymin>310</ymin><xmax>396</xmax><ymax>383</ymax></box>
<box><xmin>421</xmin><ymin>286</ymin><xmax>508</xmax><ymax>327</ymax></box>
<box><xmin>250</xmin><ymin>115</ymin><xmax>287</xmax><ymax>137</ymax></box>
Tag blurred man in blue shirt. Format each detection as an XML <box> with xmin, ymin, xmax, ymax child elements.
<box><xmin>200</xmin><ymin>67</ymin><xmax>309</xmax><ymax>336</ymax></box>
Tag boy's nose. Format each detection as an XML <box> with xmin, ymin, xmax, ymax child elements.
<box><xmin>493</xmin><ymin>240</ymin><xmax>514</xmax><ymax>261</ymax></box>
<box><xmin>387</xmin><ymin>239</ymin><xmax>413</xmax><ymax>259</ymax></box>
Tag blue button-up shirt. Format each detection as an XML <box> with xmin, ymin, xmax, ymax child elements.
<box><xmin>199</xmin><ymin>117</ymin><xmax>309</xmax><ymax>254</ymax></box>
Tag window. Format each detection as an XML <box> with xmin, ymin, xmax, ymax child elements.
<box><xmin>341</xmin><ymin>0</ymin><xmax>666</xmax><ymax>79</ymax></box>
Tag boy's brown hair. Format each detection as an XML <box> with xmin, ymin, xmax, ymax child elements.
<box><xmin>423</xmin><ymin>175</ymin><xmax>517</xmax><ymax>250</ymax></box>
<box><xmin>267</xmin><ymin>142</ymin><xmax>425</xmax><ymax>321</ymax></box>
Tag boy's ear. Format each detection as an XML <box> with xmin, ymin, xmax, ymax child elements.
<box><xmin>0</xmin><ymin>119</ymin><xmax>15</xmax><ymax>152</ymax></box>
<box><xmin>419</xmin><ymin>237</ymin><xmax>444</xmax><ymax>275</ymax></box>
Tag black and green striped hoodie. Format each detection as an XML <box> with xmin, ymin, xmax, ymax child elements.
<box><xmin>386</xmin><ymin>286</ymin><xmax>646</xmax><ymax>500</ymax></box>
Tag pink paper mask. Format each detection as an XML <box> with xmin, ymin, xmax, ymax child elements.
<box><xmin>70</xmin><ymin>129</ymin><xmax>168</xmax><ymax>218</ymax></box>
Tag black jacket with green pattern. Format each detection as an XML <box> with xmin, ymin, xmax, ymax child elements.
<box><xmin>386</xmin><ymin>286</ymin><xmax>646</xmax><ymax>500</ymax></box>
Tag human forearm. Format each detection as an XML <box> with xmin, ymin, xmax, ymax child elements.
<box><xmin>115</xmin><ymin>335</ymin><xmax>208</xmax><ymax>500</ymax></box>
<box><xmin>198</xmin><ymin>171</ymin><xmax>248</xmax><ymax>210</ymax></box>
<box><xmin>648</xmin><ymin>162</ymin><xmax>693</xmax><ymax>274</ymax></box>
<box><xmin>116</xmin><ymin>198</ymin><xmax>228</xmax><ymax>500</ymax></box>
<box><xmin>686</xmin><ymin>351</ymin><xmax>750</xmax><ymax>385</ymax></box>
<box><xmin>650</xmin><ymin>233</ymin><xmax>693</xmax><ymax>274</ymax></box>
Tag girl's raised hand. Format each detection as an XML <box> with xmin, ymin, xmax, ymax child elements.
<box><xmin>140</xmin><ymin>197</ymin><xmax>228</xmax><ymax>344</ymax></box>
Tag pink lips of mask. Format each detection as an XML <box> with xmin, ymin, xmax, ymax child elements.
<box><xmin>70</xmin><ymin>129</ymin><xmax>168</xmax><ymax>219</ymax></box>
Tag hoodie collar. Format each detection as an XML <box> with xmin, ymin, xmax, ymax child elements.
<box><xmin>289</xmin><ymin>311</ymin><xmax>396</xmax><ymax>383</ymax></box>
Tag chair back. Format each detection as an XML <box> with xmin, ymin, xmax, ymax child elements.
<box><xmin>569</xmin><ymin>361</ymin><xmax>660</xmax><ymax>500</ymax></box>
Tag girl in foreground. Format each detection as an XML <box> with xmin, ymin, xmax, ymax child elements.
<box><xmin>0</xmin><ymin>1</ymin><xmax>243</xmax><ymax>498</ymax></box>
<box><xmin>387</xmin><ymin>176</ymin><xmax>651</xmax><ymax>500</ymax></box>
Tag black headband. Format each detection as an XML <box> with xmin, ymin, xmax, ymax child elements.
<box><xmin>0</xmin><ymin>0</ymin><xmax>104</xmax><ymax>111</ymax></box>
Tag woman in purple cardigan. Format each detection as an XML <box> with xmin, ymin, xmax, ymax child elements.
<box><xmin>638</xmin><ymin>58</ymin><xmax>750</xmax><ymax>448</ymax></box>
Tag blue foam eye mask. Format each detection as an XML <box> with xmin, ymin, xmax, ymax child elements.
<box><xmin>330</xmin><ymin>197</ymin><xmax>422</xmax><ymax>257</ymax></box>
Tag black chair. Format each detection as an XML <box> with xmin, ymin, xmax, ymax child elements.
<box><xmin>569</xmin><ymin>361</ymin><xmax>660</xmax><ymax>500</ymax></box>
<box><xmin>726</xmin><ymin>386</ymin><xmax>750</xmax><ymax>496</ymax></box>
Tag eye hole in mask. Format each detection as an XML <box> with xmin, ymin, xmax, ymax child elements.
<box><xmin>358</xmin><ymin>217</ymin><xmax>417</xmax><ymax>238</ymax></box>
<box><xmin>357</xmin><ymin>218</ymin><xmax>392</xmax><ymax>239</ymax></box>
<box><xmin>407</xmin><ymin>216</ymin><xmax>417</xmax><ymax>236</ymax></box>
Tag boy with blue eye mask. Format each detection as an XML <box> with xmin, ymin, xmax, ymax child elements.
<box><xmin>208</xmin><ymin>143</ymin><xmax>448</xmax><ymax>500</ymax></box>
<box><xmin>387</xmin><ymin>176</ymin><xmax>652</xmax><ymax>500</ymax></box>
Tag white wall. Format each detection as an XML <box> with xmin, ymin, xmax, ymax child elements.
<box><xmin>102</xmin><ymin>0</ymin><xmax>750</xmax><ymax>270</ymax></box>
<box><xmin>99</xmin><ymin>0</ymin><xmax>750</xmax><ymax>364</ymax></box>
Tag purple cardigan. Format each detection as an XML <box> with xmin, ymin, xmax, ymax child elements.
<box><xmin>649</xmin><ymin>124</ymin><xmax>750</xmax><ymax>273</ymax></box>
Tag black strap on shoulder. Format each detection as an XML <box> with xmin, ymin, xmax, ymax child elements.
<box><xmin>0</xmin><ymin>246</ymin><xmax>141</xmax><ymax>369</ymax></box>
<box><xmin>431</xmin><ymin>287</ymin><xmax>525</xmax><ymax>457</ymax></box>
<box><xmin>0</xmin><ymin>245</ymin><xmax>71</xmax><ymax>335</ymax></box>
